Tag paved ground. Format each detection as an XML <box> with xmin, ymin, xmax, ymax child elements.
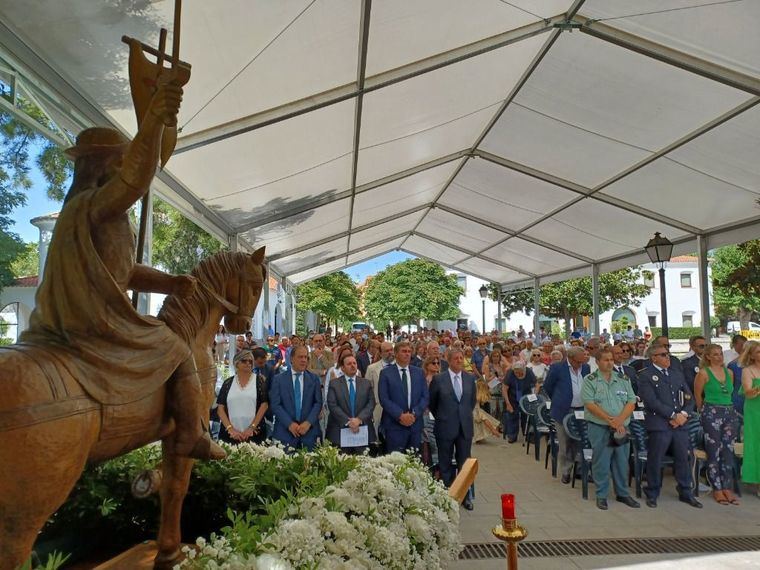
<box><xmin>452</xmin><ymin>434</ymin><xmax>760</xmax><ymax>569</ymax></box>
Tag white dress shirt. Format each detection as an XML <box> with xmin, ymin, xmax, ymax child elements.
<box><xmin>568</xmin><ymin>363</ymin><xmax>585</xmax><ymax>407</ymax></box>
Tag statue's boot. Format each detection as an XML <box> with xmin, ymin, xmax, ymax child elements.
<box><xmin>174</xmin><ymin>425</ymin><xmax>226</xmax><ymax>461</ymax></box>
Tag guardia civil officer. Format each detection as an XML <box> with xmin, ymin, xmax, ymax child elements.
<box><xmin>636</xmin><ymin>344</ymin><xmax>701</xmax><ymax>509</ymax></box>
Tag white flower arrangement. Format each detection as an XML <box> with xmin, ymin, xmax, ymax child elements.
<box><xmin>178</xmin><ymin>445</ymin><xmax>461</xmax><ymax>569</ymax></box>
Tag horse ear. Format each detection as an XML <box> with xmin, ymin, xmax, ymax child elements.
<box><xmin>251</xmin><ymin>246</ymin><xmax>266</xmax><ymax>264</ymax></box>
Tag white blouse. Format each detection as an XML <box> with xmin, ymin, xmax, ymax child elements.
<box><xmin>227</xmin><ymin>376</ymin><xmax>258</xmax><ymax>431</ymax></box>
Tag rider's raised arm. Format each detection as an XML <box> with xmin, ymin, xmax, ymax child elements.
<box><xmin>90</xmin><ymin>80</ymin><xmax>182</xmax><ymax>224</ymax></box>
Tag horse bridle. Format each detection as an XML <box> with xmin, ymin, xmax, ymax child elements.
<box><xmin>199</xmin><ymin>270</ymin><xmax>264</xmax><ymax>319</ymax></box>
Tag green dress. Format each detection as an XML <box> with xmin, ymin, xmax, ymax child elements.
<box><xmin>742</xmin><ymin>378</ymin><xmax>760</xmax><ymax>484</ymax></box>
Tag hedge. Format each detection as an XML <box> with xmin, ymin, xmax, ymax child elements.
<box><xmin>650</xmin><ymin>327</ymin><xmax>704</xmax><ymax>340</ymax></box>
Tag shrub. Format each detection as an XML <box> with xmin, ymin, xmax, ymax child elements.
<box><xmin>650</xmin><ymin>327</ymin><xmax>704</xmax><ymax>340</ymax></box>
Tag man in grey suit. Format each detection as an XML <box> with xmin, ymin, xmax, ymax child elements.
<box><xmin>365</xmin><ymin>341</ymin><xmax>394</xmax><ymax>432</ymax></box>
<box><xmin>326</xmin><ymin>354</ymin><xmax>376</xmax><ymax>454</ymax></box>
<box><xmin>429</xmin><ymin>348</ymin><xmax>477</xmax><ymax>509</ymax></box>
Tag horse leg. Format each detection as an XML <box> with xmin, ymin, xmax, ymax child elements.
<box><xmin>0</xmin><ymin>414</ymin><xmax>98</xmax><ymax>570</ymax></box>
<box><xmin>154</xmin><ymin>440</ymin><xmax>195</xmax><ymax>569</ymax></box>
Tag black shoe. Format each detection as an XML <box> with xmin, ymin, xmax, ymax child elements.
<box><xmin>507</xmin><ymin>437</ymin><xmax>517</xmax><ymax>444</ymax></box>
<box><xmin>561</xmin><ymin>473</ymin><xmax>571</xmax><ymax>484</ymax></box>
<box><xmin>616</xmin><ymin>496</ymin><xmax>641</xmax><ymax>508</ymax></box>
<box><xmin>596</xmin><ymin>498</ymin><xmax>608</xmax><ymax>510</ymax></box>
<box><xmin>462</xmin><ymin>498</ymin><xmax>474</xmax><ymax>511</ymax></box>
<box><xmin>679</xmin><ymin>495</ymin><xmax>703</xmax><ymax>508</ymax></box>
<box><xmin>645</xmin><ymin>497</ymin><xmax>657</xmax><ymax>508</ymax></box>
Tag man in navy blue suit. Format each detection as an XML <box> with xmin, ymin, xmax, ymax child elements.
<box><xmin>612</xmin><ymin>344</ymin><xmax>640</xmax><ymax>394</ymax></box>
<box><xmin>378</xmin><ymin>341</ymin><xmax>429</xmax><ymax>454</ymax></box>
<box><xmin>270</xmin><ymin>345</ymin><xmax>322</xmax><ymax>451</ymax></box>
<box><xmin>429</xmin><ymin>348</ymin><xmax>477</xmax><ymax>509</ymax></box>
<box><xmin>542</xmin><ymin>346</ymin><xmax>591</xmax><ymax>484</ymax></box>
<box><xmin>637</xmin><ymin>345</ymin><xmax>701</xmax><ymax>508</ymax></box>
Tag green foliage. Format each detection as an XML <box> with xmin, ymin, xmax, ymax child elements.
<box><xmin>490</xmin><ymin>268</ymin><xmax>650</xmax><ymax>324</ymax></box>
<box><xmin>650</xmin><ymin>327</ymin><xmax>704</xmax><ymax>340</ymax></box>
<box><xmin>19</xmin><ymin>550</ymin><xmax>70</xmax><ymax>570</ymax></box>
<box><xmin>296</xmin><ymin>271</ymin><xmax>360</xmax><ymax>325</ymax></box>
<box><xmin>363</xmin><ymin>259</ymin><xmax>462</xmax><ymax>326</ymax></box>
<box><xmin>151</xmin><ymin>197</ymin><xmax>226</xmax><ymax>274</ymax></box>
<box><xmin>712</xmin><ymin>242</ymin><xmax>760</xmax><ymax>323</ymax></box>
<box><xmin>38</xmin><ymin>443</ymin><xmax>359</xmax><ymax>562</ymax></box>
<box><xmin>9</xmin><ymin>241</ymin><xmax>39</xmax><ymax>277</ymax></box>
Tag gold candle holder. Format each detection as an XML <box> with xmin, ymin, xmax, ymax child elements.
<box><xmin>491</xmin><ymin>518</ymin><xmax>528</xmax><ymax>570</ymax></box>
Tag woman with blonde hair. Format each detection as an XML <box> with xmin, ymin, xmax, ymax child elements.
<box><xmin>740</xmin><ymin>340</ymin><xmax>760</xmax><ymax>494</ymax></box>
<box><xmin>694</xmin><ymin>343</ymin><xmax>739</xmax><ymax>505</ymax></box>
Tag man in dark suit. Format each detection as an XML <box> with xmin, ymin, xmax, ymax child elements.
<box><xmin>637</xmin><ymin>345</ymin><xmax>701</xmax><ymax>509</ymax></box>
<box><xmin>326</xmin><ymin>354</ymin><xmax>376</xmax><ymax>454</ymax></box>
<box><xmin>378</xmin><ymin>341</ymin><xmax>429</xmax><ymax>454</ymax></box>
<box><xmin>680</xmin><ymin>335</ymin><xmax>706</xmax><ymax>393</ymax></box>
<box><xmin>652</xmin><ymin>336</ymin><xmax>683</xmax><ymax>374</ymax></box>
<box><xmin>612</xmin><ymin>344</ymin><xmax>640</xmax><ymax>394</ymax></box>
<box><xmin>542</xmin><ymin>346</ymin><xmax>591</xmax><ymax>484</ymax></box>
<box><xmin>270</xmin><ymin>345</ymin><xmax>322</xmax><ymax>451</ymax></box>
<box><xmin>429</xmin><ymin>348</ymin><xmax>477</xmax><ymax>509</ymax></box>
<box><xmin>356</xmin><ymin>339</ymin><xmax>379</xmax><ymax>378</ymax></box>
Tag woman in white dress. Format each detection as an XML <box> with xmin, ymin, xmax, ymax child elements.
<box><xmin>216</xmin><ymin>349</ymin><xmax>269</xmax><ymax>444</ymax></box>
<box><xmin>214</xmin><ymin>324</ymin><xmax>229</xmax><ymax>365</ymax></box>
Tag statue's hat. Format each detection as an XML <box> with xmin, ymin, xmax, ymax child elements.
<box><xmin>64</xmin><ymin>127</ymin><xmax>130</xmax><ymax>159</ymax></box>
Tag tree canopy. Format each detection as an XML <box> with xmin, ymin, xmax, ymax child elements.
<box><xmin>296</xmin><ymin>271</ymin><xmax>360</xmax><ymax>328</ymax></box>
<box><xmin>489</xmin><ymin>267</ymin><xmax>650</xmax><ymax>331</ymax></box>
<box><xmin>9</xmin><ymin>241</ymin><xmax>39</xmax><ymax>278</ymax></box>
<box><xmin>362</xmin><ymin>259</ymin><xmax>462</xmax><ymax>327</ymax></box>
<box><xmin>151</xmin><ymin>198</ymin><xmax>226</xmax><ymax>275</ymax></box>
<box><xmin>712</xmin><ymin>240</ymin><xmax>760</xmax><ymax>326</ymax></box>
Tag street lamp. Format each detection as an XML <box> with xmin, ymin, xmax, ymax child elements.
<box><xmin>479</xmin><ymin>284</ymin><xmax>488</xmax><ymax>334</ymax></box>
<box><xmin>645</xmin><ymin>232</ymin><xmax>674</xmax><ymax>337</ymax></box>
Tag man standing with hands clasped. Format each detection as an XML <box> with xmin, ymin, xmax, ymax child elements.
<box><xmin>637</xmin><ymin>344</ymin><xmax>701</xmax><ymax>508</ymax></box>
<box><xmin>270</xmin><ymin>345</ymin><xmax>322</xmax><ymax>451</ymax></box>
<box><xmin>429</xmin><ymin>348</ymin><xmax>477</xmax><ymax>509</ymax></box>
<box><xmin>378</xmin><ymin>341</ymin><xmax>428</xmax><ymax>454</ymax></box>
<box><xmin>582</xmin><ymin>347</ymin><xmax>639</xmax><ymax>510</ymax></box>
<box><xmin>326</xmin><ymin>354</ymin><xmax>376</xmax><ymax>454</ymax></box>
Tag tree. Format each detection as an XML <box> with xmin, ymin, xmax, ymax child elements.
<box><xmin>362</xmin><ymin>259</ymin><xmax>462</xmax><ymax>327</ymax></box>
<box><xmin>9</xmin><ymin>241</ymin><xmax>39</xmax><ymax>277</ymax></box>
<box><xmin>488</xmin><ymin>268</ymin><xmax>650</xmax><ymax>335</ymax></box>
<box><xmin>712</xmin><ymin>241</ymin><xmax>760</xmax><ymax>328</ymax></box>
<box><xmin>0</xmin><ymin>89</ymin><xmax>72</xmax><ymax>294</ymax></box>
<box><xmin>296</xmin><ymin>272</ymin><xmax>361</xmax><ymax>330</ymax></box>
<box><xmin>151</xmin><ymin>198</ymin><xmax>226</xmax><ymax>274</ymax></box>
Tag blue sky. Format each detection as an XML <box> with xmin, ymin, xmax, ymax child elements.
<box><xmin>14</xmin><ymin>170</ymin><xmax>414</xmax><ymax>281</ymax></box>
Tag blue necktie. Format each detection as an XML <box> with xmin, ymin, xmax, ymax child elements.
<box><xmin>294</xmin><ymin>373</ymin><xmax>302</xmax><ymax>421</ymax></box>
<box><xmin>401</xmin><ymin>369</ymin><xmax>409</xmax><ymax>409</ymax></box>
<box><xmin>348</xmin><ymin>377</ymin><xmax>356</xmax><ymax>417</ymax></box>
<box><xmin>453</xmin><ymin>373</ymin><xmax>462</xmax><ymax>402</ymax></box>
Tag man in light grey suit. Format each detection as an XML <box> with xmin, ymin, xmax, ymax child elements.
<box><xmin>326</xmin><ymin>354</ymin><xmax>376</xmax><ymax>454</ymax></box>
<box><xmin>365</xmin><ymin>341</ymin><xmax>394</xmax><ymax>431</ymax></box>
<box><xmin>429</xmin><ymin>347</ymin><xmax>477</xmax><ymax>509</ymax></box>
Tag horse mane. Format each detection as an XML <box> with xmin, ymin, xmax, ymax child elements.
<box><xmin>158</xmin><ymin>251</ymin><xmax>251</xmax><ymax>344</ymax></box>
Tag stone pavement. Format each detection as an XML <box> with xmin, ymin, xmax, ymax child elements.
<box><xmin>452</xmin><ymin>434</ymin><xmax>760</xmax><ymax>569</ymax></box>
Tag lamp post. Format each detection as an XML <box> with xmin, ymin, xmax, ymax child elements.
<box><xmin>645</xmin><ymin>232</ymin><xmax>674</xmax><ymax>337</ymax></box>
<box><xmin>479</xmin><ymin>284</ymin><xmax>488</xmax><ymax>334</ymax></box>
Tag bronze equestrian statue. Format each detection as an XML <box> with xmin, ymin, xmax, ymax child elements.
<box><xmin>0</xmin><ymin>50</ymin><xmax>266</xmax><ymax>568</ymax></box>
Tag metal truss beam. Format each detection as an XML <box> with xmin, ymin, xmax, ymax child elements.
<box><xmin>345</xmin><ymin>0</ymin><xmax>373</xmax><ymax>262</ymax></box>
<box><xmin>474</xmin><ymin>149</ymin><xmax>702</xmax><ymax>235</ymax></box>
<box><xmin>401</xmin><ymin>26</ymin><xmax>562</xmax><ymax>250</ymax></box>
<box><xmin>412</xmin><ymin>231</ymin><xmax>534</xmax><ymax>278</ymax></box>
<box><xmin>0</xmin><ymin>94</ymin><xmax>69</xmax><ymax>147</ymax></box>
<box><xmin>577</xmin><ymin>16</ymin><xmax>760</xmax><ymax>97</ymax></box>
<box><xmin>285</xmin><ymin>233</ymin><xmax>406</xmax><ymax>279</ymax></box>
<box><xmin>174</xmin><ymin>15</ymin><xmax>564</xmax><ymax>153</ymax></box>
<box><xmin>433</xmin><ymin>202</ymin><xmax>593</xmax><ymax>264</ymax></box>
<box><xmin>234</xmin><ymin>149</ymin><xmax>468</xmax><ymax>233</ymax></box>
<box><xmin>266</xmin><ymin>202</ymin><xmax>431</xmax><ymax>262</ymax></box>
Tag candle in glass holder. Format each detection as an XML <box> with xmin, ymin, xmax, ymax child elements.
<box><xmin>501</xmin><ymin>493</ymin><xmax>515</xmax><ymax>520</ymax></box>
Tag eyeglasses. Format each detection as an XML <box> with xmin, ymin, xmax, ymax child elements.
<box><xmin>621</xmin><ymin>348</ymin><xmax>631</xmax><ymax>352</ymax></box>
<box><xmin>695</xmin><ymin>344</ymin><xmax>706</xmax><ymax>348</ymax></box>
<box><xmin>431</xmin><ymin>360</ymin><xmax>440</xmax><ymax>364</ymax></box>
<box><xmin>652</xmin><ymin>352</ymin><xmax>668</xmax><ymax>358</ymax></box>
<box><xmin>239</xmin><ymin>359</ymin><xmax>254</xmax><ymax>364</ymax></box>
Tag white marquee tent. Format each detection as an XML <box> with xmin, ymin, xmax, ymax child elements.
<box><xmin>1</xmin><ymin>0</ymin><xmax>759</xmax><ymax>298</ymax></box>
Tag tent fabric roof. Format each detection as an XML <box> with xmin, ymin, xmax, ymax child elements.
<box><xmin>1</xmin><ymin>0</ymin><xmax>759</xmax><ymax>287</ymax></box>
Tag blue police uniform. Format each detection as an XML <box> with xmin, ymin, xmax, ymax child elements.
<box><xmin>636</xmin><ymin>363</ymin><xmax>696</xmax><ymax>503</ymax></box>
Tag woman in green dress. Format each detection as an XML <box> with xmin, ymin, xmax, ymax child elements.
<box><xmin>740</xmin><ymin>340</ymin><xmax>760</xmax><ymax>495</ymax></box>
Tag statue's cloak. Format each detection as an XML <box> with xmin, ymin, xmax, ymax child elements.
<box><xmin>20</xmin><ymin>189</ymin><xmax>189</xmax><ymax>405</ymax></box>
